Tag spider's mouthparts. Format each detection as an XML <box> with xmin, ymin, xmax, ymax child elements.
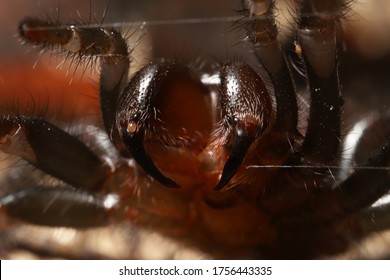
<box><xmin>122</xmin><ymin>130</ymin><xmax>179</xmax><ymax>188</ymax></box>
<box><xmin>214</xmin><ymin>62</ymin><xmax>272</xmax><ymax>191</ymax></box>
<box><xmin>214</xmin><ymin>127</ymin><xmax>255</xmax><ymax>191</ymax></box>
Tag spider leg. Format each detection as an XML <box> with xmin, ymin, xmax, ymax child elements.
<box><xmin>337</xmin><ymin>137</ymin><xmax>390</xmax><ymax>212</ymax></box>
<box><xmin>0</xmin><ymin>117</ymin><xmax>120</xmax><ymax>227</ymax></box>
<box><xmin>296</xmin><ymin>0</ymin><xmax>342</xmax><ymax>164</ymax></box>
<box><xmin>261</xmin><ymin>0</ymin><xmax>348</xmax><ymax>211</ymax></box>
<box><xmin>337</xmin><ymin>112</ymin><xmax>390</xmax><ymax>210</ymax></box>
<box><xmin>0</xmin><ymin>187</ymin><xmax>110</xmax><ymax>228</ymax></box>
<box><xmin>359</xmin><ymin>199</ymin><xmax>390</xmax><ymax>234</ymax></box>
<box><xmin>243</xmin><ymin>0</ymin><xmax>298</xmax><ymax>133</ymax></box>
<box><xmin>328</xmin><ymin>130</ymin><xmax>390</xmax><ymax>249</ymax></box>
<box><xmin>18</xmin><ymin>18</ymin><xmax>177</xmax><ymax>188</ymax></box>
<box><xmin>0</xmin><ymin>117</ymin><xmax>110</xmax><ymax>189</ymax></box>
<box><xmin>19</xmin><ymin>18</ymin><xmax>129</xmax><ymax>140</ymax></box>
<box><xmin>259</xmin><ymin>0</ymin><xmax>344</xmax><ymax>201</ymax></box>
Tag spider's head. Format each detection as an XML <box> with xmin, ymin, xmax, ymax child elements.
<box><xmin>115</xmin><ymin>60</ymin><xmax>271</xmax><ymax>191</ymax></box>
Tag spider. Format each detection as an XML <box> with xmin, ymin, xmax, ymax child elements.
<box><xmin>0</xmin><ymin>0</ymin><xmax>389</xmax><ymax>259</ymax></box>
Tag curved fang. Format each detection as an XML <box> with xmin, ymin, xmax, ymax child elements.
<box><xmin>215</xmin><ymin>61</ymin><xmax>272</xmax><ymax>191</ymax></box>
<box><xmin>214</xmin><ymin>127</ymin><xmax>255</xmax><ymax>191</ymax></box>
<box><xmin>123</xmin><ymin>130</ymin><xmax>179</xmax><ymax>188</ymax></box>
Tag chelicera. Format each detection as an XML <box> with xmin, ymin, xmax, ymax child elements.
<box><xmin>0</xmin><ymin>0</ymin><xmax>389</xmax><ymax>259</ymax></box>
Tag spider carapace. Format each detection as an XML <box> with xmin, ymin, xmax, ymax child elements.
<box><xmin>0</xmin><ymin>0</ymin><xmax>390</xmax><ymax>259</ymax></box>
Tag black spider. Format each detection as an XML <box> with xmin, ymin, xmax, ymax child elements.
<box><xmin>0</xmin><ymin>0</ymin><xmax>389</xmax><ymax>259</ymax></box>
